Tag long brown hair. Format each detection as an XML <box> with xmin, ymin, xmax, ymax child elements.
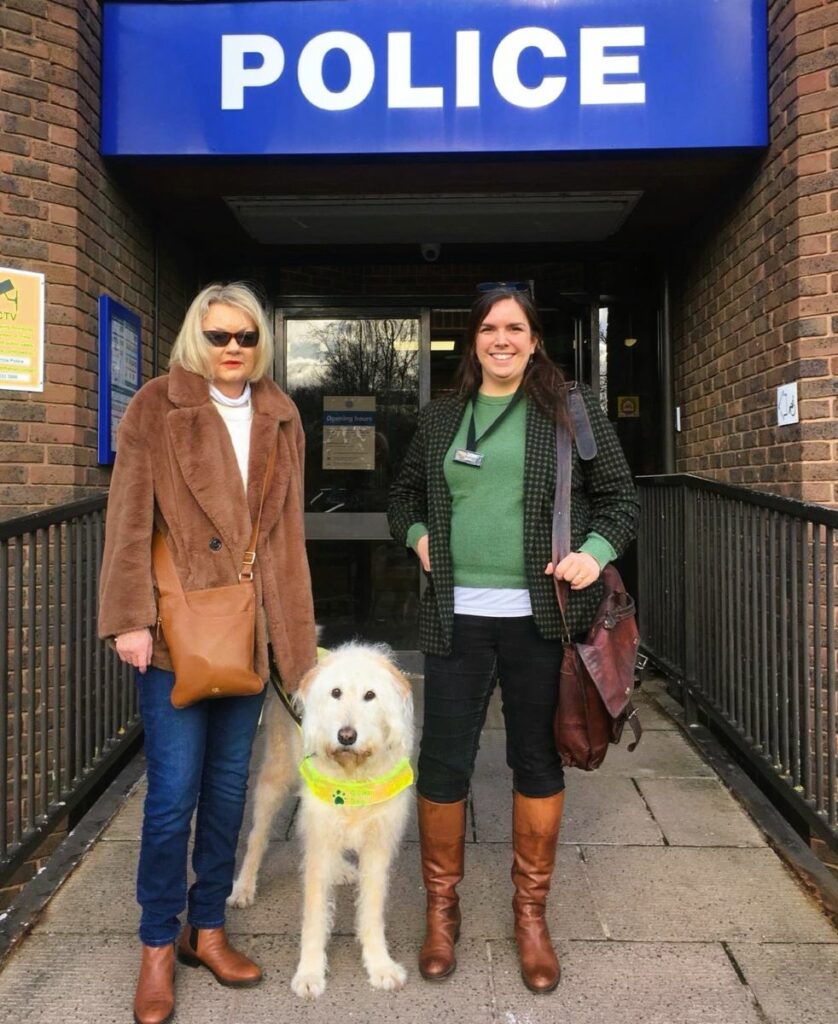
<box><xmin>455</xmin><ymin>287</ymin><xmax>570</xmax><ymax>426</ymax></box>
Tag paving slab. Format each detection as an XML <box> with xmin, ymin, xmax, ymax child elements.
<box><xmin>228</xmin><ymin>840</ymin><xmax>604</xmax><ymax>943</ymax></box>
<box><xmin>728</xmin><ymin>942</ymin><xmax>838</xmax><ymax>1024</ymax></box>
<box><xmin>636</xmin><ymin>778</ymin><xmax>767</xmax><ymax>847</ymax></box>
<box><xmin>582</xmin><ymin>846</ymin><xmax>838</xmax><ymax>943</ymax></box>
<box><xmin>0</xmin><ymin>932</ymin><xmax>493</xmax><ymax>1024</ymax></box>
<box><xmin>471</xmin><ymin>767</ymin><xmax>665</xmax><ymax>845</ymax></box>
<box><xmin>490</xmin><ymin>939</ymin><xmax>765</xmax><ymax>1024</ymax></box>
<box><xmin>38</xmin><ymin>840</ymin><xmax>140</xmax><ymax>934</ymax></box>
<box><xmin>593</xmin><ymin>728</ymin><xmax>716</xmax><ymax>778</ymax></box>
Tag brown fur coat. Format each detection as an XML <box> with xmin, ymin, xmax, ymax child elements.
<box><xmin>98</xmin><ymin>364</ymin><xmax>317</xmax><ymax>689</ymax></box>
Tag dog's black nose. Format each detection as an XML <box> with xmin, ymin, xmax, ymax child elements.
<box><xmin>337</xmin><ymin>726</ymin><xmax>357</xmax><ymax>747</ymax></box>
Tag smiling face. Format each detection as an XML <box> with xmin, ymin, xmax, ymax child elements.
<box><xmin>202</xmin><ymin>301</ymin><xmax>258</xmax><ymax>398</ymax></box>
<box><xmin>473</xmin><ymin>297</ymin><xmax>538</xmax><ymax>396</ymax></box>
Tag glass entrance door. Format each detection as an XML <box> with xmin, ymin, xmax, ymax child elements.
<box><xmin>281</xmin><ymin>311</ymin><xmax>422</xmax><ymax>650</ymax></box>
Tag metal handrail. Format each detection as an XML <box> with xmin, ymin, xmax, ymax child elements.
<box><xmin>637</xmin><ymin>473</ymin><xmax>838</xmax><ymax>526</ymax></box>
<box><xmin>0</xmin><ymin>495</ymin><xmax>141</xmax><ymax>885</ymax></box>
<box><xmin>638</xmin><ymin>473</ymin><xmax>837</xmax><ymax>850</ymax></box>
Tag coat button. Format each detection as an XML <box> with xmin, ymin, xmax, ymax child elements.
<box><xmin>209</xmin><ymin>537</ymin><xmax>222</xmax><ymax>551</ymax></box>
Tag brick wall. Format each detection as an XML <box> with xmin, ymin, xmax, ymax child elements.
<box><xmin>672</xmin><ymin>0</ymin><xmax>838</xmax><ymax>503</ymax></box>
<box><xmin>0</xmin><ymin>0</ymin><xmax>195</xmax><ymax>521</ymax></box>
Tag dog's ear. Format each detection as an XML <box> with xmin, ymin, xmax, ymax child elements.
<box><xmin>295</xmin><ymin>661</ymin><xmax>321</xmax><ymax>706</ymax></box>
<box><xmin>379</xmin><ymin>658</ymin><xmax>415</xmax><ymax>745</ymax></box>
<box><xmin>379</xmin><ymin>658</ymin><xmax>412</xmax><ymax>701</ymax></box>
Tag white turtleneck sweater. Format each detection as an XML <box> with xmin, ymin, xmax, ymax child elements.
<box><xmin>209</xmin><ymin>382</ymin><xmax>253</xmax><ymax>492</ymax></box>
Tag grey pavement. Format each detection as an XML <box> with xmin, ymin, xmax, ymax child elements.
<box><xmin>0</xmin><ymin>677</ymin><xmax>836</xmax><ymax>1024</ymax></box>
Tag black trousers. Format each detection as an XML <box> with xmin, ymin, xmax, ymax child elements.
<box><xmin>418</xmin><ymin>614</ymin><xmax>566</xmax><ymax>803</ymax></box>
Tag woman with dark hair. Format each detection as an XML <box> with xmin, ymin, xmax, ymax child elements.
<box><xmin>388</xmin><ymin>286</ymin><xmax>638</xmax><ymax>994</ymax></box>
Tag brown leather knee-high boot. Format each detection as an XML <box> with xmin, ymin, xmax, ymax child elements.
<box><xmin>417</xmin><ymin>795</ymin><xmax>467</xmax><ymax>980</ymax></box>
<box><xmin>511</xmin><ymin>790</ymin><xmax>565</xmax><ymax>993</ymax></box>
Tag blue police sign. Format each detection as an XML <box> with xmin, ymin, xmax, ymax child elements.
<box><xmin>101</xmin><ymin>0</ymin><xmax>767</xmax><ymax>156</ymax></box>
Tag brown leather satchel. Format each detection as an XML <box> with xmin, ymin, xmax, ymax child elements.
<box><xmin>152</xmin><ymin>436</ymin><xmax>277</xmax><ymax>709</ymax></box>
<box><xmin>551</xmin><ymin>388</ymin><xmax>642</xmax><ymax>770</ymax></box>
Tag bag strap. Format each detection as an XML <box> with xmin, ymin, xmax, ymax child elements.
<box><xmin>153</xmin><ymin>429</ymin><xmax>280</xmax><ymax>593</ymax></box>
<box><xmin>624</xmin><ymin>700</ymin><xmax>642</xmax><ymax>751</ymax></box>
<box><xmin>240</xmin><ymin>432</ymin><xmax>279</xmax><ymax>582</ymax></box>
<box><xmin>551</xmin><ymin>415</ymin><xmax>573</xmax><ymax>640</ymax></box>
<box><xmin>551</xmin><ymin>385</ymin><xmax>598</xmax><ymax>636</ymax></box>
<box><xmin>151</xmin><ymin>531</ymin><xmax>185</xmax><ymax>598</ymax></box>
<box><xmin>568</xmin><ymin>385</ymin><xmax>597</xmax><ymax>461</ymax></box>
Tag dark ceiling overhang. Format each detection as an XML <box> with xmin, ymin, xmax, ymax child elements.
<box><xmin>108</xmin><ymin>148</ymin><xmax>763</xmax><ymax>260</ymax></box>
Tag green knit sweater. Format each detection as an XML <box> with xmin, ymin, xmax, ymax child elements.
<box><xmin>407</xmin><ymin>394</ymin><xmax>615</xmax><ymax>586</ymax></box>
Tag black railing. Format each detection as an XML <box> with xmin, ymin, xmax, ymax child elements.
<box><xmin>0</xmin><ymin>496</ymin><xmax>141</xmax><ymax>885</ymax></box>
<box><xmin>638</xmin><ymin>474</ymin><xmax>837</xmax><ymax>849</ymax></box>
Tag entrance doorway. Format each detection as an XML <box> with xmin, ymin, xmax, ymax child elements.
<box><xmin>281</xmin><ymin>310</ymin><xmax>423</xmax><ymax>651</ymax></box>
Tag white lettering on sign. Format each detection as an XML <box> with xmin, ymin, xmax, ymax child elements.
<box><xmin>389</xmin><ymin>32</ymin><xmax>444</xmax><ymax>108</ymax></box>
<box><xmin>456</xmin><ymin>31</ymin><xmax>480</xmax><ymax>108</ymax></box>
<box><xmin>580</xmin><ymin>27</ymin><xmax>646</xmax><ymax>105</ymax></box>
<box><xmin>493</xmin><ymin>28</ymin><xmax>567</xmax><ymax>109</ymax></box>
<box><xmin>221</xmin><ymin>35</ymin><xmax>285</xmax><ymax>110</ymax></box>
<box><xmin>298</xmin><ymin>31</ymin><xmax>375</xmax><ymax>110</ymax></box>
<box><xmin>219</xmin><ymin>27</ymin><xmax>646</xmax><ymax>112</ymax></box>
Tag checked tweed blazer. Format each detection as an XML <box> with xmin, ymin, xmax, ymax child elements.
<box><xmin>388</xmin><ymin>384</ymin><xmax>639</xmax><ymax>656</ymax></box>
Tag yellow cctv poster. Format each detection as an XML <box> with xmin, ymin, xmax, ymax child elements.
<box><xmin>0</xmin><ymin>267</ymin><xmax>45</xmax><ymax>392</ymax></box>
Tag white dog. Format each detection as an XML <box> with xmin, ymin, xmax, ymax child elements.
<box><xmin>229</xmin><ymin>643</ymin><xmax>414</xmax><ymax>999</ymax></box>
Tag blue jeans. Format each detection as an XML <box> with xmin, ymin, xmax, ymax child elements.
<box><xmin>136</xmin><ymin>666</ymin><xmax>265</xmax><ymax>946</ymax></box>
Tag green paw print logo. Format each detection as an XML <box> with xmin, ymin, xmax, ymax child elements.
<box><xmin>333</xmin><ymin>789</ymin><xmax>346</xmax><ymax>805</ymax></box>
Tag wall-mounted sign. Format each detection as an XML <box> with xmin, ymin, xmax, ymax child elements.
<box><xmin>0</xmin><ymin>267</ymin><xmax>44</xmax><ymax>391</ymax></box>
<box><xmin>617</xmin><ymin>395</ymin><xmax>640</xmax><ymax>418</ymax></box>
<box><xmin>102</xmin><ymin>0</ymin><xmax>768</xmax><ymax>156</ymax></box>
<box><xmin>98</xmin><ymin>296</ymin><xmax>142</xmax><ymax>465</ymax></box>
<box><xmin>323</xmin><ymin>396</ymin><xmax>376</xmax><ymax>470</ymax></box>
<box><xmin>777</xmin><ymin>382</ymin><xmax>799</xmax><ymax>427</ymax></box>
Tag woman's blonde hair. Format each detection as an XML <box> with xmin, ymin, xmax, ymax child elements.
<box><xmin>169</xmin><ymin>282</ymin><xmax>275</xmax><ymax>382</ymax></box>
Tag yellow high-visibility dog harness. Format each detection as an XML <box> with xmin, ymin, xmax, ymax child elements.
<box><xmin>298</xmin><ymin>756</ymin><xmax>414</xmax><ymax>807</ymax></box>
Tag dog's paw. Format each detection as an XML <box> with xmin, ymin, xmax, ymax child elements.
<box><xmin>367</xmin><ymin>958</ymin><xmax>407</xmax><ymax>991</ymax></box>
<box><xmin>227</xmin><ymin>878</ymin><xmax>256</xmax><ymax>908</ymax></box>
<box><xmin>291</xmin><ymin>968</ymin><xmax>327</xmax><ymax>999</ymax></box>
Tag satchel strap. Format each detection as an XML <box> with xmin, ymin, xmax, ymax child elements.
<box><xmin>240</xmin><ymin>432</ymin><xmax>279</xmax><ymax>581</ymax></box>
<box><xmin>551</xmin><ymin>385</ymin><xmax>597</xmax><ymax>637</ymax></box>
<box><xmin>153</xmin><ymin>429</ymin><xmax>280</xmax><ymax>593</ymax></box>
<box><xmin>151</xmin><ymin>531</ymin><xmax>186</xmax><ymax>599</ymax></box>
<box><xmin>625</xmin><ymin>700</ymin><xmax>642</xmax><ymax>751</ymax></box>
<box><xmin>551</xmin><ymin>397</ymin><xmax>574</xmax><ymax>637</ymax></box>
<box><xmin>568</xmin><ymin>386</ymin><xmax>597</xmax><ymax>461</ymax></box>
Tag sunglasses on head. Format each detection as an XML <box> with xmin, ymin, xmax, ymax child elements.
<box><xmin>476</xmin><ymin>281</ymin><xmax>533</xmax><ymax>297</ymax></box>
<box><xmin>202</xmin><ymin>329</ymin><xmax>260</xmax><ymax>348</ymax></box>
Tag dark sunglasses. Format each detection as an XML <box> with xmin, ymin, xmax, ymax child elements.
<box><xmin>202</xmin><ymin>329</ymin><xmax>260</xmax><ymax>348</ymax></box>
<box><xmin>475</xmin><ymin>281</ymin><xmax>532</xmax><ymax>296</ymax></box>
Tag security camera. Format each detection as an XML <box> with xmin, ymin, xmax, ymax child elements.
<box><xmin>420</xmin><ymin>242</ymin><xmax>441</xmax><ymax>263</ymax></box>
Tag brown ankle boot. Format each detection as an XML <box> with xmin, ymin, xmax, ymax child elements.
<box><xmin>417</xmin><ymin>795</ymin><xmax>466</xmax><ymax>980</ymax></box>
<box><xmin>511</xmin><ymin>790</ymin><xmax>565</xmax><ymax>993</ymax></box>
<box><xmin>176</xmin><ymin>925</ymin><xmax>262</xmax><ymax>987</ymax></box>
<box><xmin>133</xmin><ymin>943</ymin><xmax>175</xmax><ymax>1024</ymax></box>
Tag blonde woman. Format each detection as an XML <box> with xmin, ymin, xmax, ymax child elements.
<box><xmin>99</xmin><ymin>282</ymin><xmax>316</xmax><ymax>1024</ymax></box>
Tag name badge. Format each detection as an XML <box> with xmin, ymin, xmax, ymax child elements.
<box><xmin>453</xmin><ymin>448</ymin><xmax>484</xmax><ymax>468</ymax></box>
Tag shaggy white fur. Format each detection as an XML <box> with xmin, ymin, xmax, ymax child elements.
<box><xmin>229</xmin><ymin>642</ymin><xmax>414</xmax><ymax>998</ymax></box>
